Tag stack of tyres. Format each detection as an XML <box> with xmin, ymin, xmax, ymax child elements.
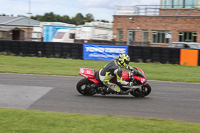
<box><xmin>27</xmin><ymin>41</ymin><xmax>38</xmax><ymax>56</ymax></box>
<box><xmin>142</xmin><ymin>47</ymin><xmax>151</xmax><ymax>63</ymax></box>
<box><xmin>53</xmin><ymin>43</ymin><xmax>62</xmax><ymax>58</ymax></box>
<box><xmin>199</xmin><ymin>50</ymin><xmax>200</xmax><ymax>66</ymax></box>
<box><xmin>70</xmin><ymin>43</ymin><xmax>83</xmax><ymax>59</ymax></box>
<box><xmin>4</xmin><ymin>41</ymin><xmax>12</xmax><ymax>54</ymax></box>
<box><xmin>160</xmin><ymin>47</ymin><xmax>170</xmax><ymax>64</ymax></box>
<box><xmin>131</xmin><ymin>46</ymin><xmax>143</xmax><ymax>62</ymax></box>
<box><xmin>20</xmin><ymin>42</ymin><xmax>29</xmax><ymax>56</ymax></box>
<box><xmin>128</xmin><ymin>46</ymin><xmax>134</xmax><ymax>62</ymax></box>
<box><xmin>45</xmin><ymin>42</ymin><xmax>54</xmax><ymax>58</ymax></box>
<box><xmin>37</xmin><ymin>42</ymin><xmax>45</xmax><ymax>57</ymax></box>
<box><xmin>78</xmin><ymin>44</ymin><xmax>83</xmax><ymax>59</ymax></box>
<box><xmin>169</xmin><ymin>48</ymin><xmax>180</xmax><ymax>64</ymax></box>
<box><xmin>62</xmin><ymin>44</ymin><xmax>71</xmax><ymax>58</ymax></box>
<box><xmin>151</xmin><ymin>47</ymin><xmax>161</xmax><ymax>63</ymax></box>
<box><xmin>11</xmin><ymin>41</ymin><xmax>20</xmax><ymax>55</ymax></box>
<box><xmin>0</xmin><ymin>40</ymin><xmax>5</xmax><ymax>52</ymax></box>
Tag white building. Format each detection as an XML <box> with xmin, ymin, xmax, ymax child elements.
<box><xmin>52</xmin><ymin>21</ymin><xmax>113</xmax><ymax>43</ymax></box>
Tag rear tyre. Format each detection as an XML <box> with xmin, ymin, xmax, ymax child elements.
<box><xmin>76</xmin><ymin>78</ymin><xmax>96</xmax><ymax>96</ymax></box>
<box><xmin>130</xmin><ymin>83</ymin><xmax>151</xmax><ymax>97</ymax></box>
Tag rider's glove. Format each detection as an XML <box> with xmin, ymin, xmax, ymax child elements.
<box><xmin>129</xmin><ymin>66</ymin><xmax>134</xmax><ymax>71</ymax></box>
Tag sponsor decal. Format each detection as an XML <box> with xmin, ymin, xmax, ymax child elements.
<box><xmin>80</xmin><ymin>68</ymin><xmax>84</xmax><ymax>73</ymax></box>
<box><xmin>141</xmin><ymin>78</ymin><xmax>146</xmax><ymax>84</ymax></box>
<box><xmin>83</xmin><ymin>44</ymin><xmax>128</xmax><ymax>61</ymax></box>
<box><xmin>81</xmin><ymin>73</ymin><xmax>88</xmax><ymax>78</ymax></box>
<box><xmin>85</xmin><ymin>47</ymin><xmax>126</xmax><ymax>53</ymax></box>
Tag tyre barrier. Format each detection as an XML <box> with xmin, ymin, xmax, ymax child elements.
<box><xmin>0</xmin><ymin>40</ymin><xmax>199</xmax><ymax>66</ymax></box>
<box><xmin>0</xmin><ymin>40</ymin><xmax>83</xmax><ymax>59</ymax></box>
<box><xmin>129</xmin><ymin>46</ymin><xmax>181</xmax><ymax>65</ymax></box>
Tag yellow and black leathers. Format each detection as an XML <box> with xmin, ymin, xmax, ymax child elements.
<box><xmin>99</xmin><ymin>59</ymin><xmax>129</xmax><ymax>92</ymax></box>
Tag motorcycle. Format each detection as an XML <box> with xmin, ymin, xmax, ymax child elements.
<box><xmin>76</xmin><ymin>67</ymin><xmax>151</xmax><ymax>97</ymax></box>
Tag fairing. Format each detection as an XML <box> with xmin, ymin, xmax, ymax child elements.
<box><xmin>133</xmin><ymin>68</ymin><xmax>147</xmax><ymax>85</ymax></box>
<box><xmin>79</xmin><ymin>68</ymin><xmax>99</xmax><ymax>83</ymax></box>
<box><xmin>135</xmin><ymin>68</ymin><xmax>146</xmax><ymax>78</ymax></box>
<box><xmin>111</xmin><ymin>70</ymin><xmax>129</xmax><ymax>83</ymax></box>
<box><xmin>79</xmin><ymin>68</ymin><xmax>147</xmax><ymax>85</ymax></box>
<box><xmin>122</xmin><ymin>70</ymin><xmax>130</xmax><ymax>81</ymax></box>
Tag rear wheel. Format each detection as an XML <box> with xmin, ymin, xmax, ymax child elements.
<box><xmin>130</xmin><ymin>83</ymin><xmax>151</xmax><ymax>97</ymax></box>
<box><xmin>76</xmin><ymin>78</ymin><xmax>96</xmax><ymax>96</ymax></box>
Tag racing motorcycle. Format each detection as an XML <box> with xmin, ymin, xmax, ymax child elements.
<box><xmin>76</xmin><ymin>67</ymin><xmax>151</xmax><ymax>97</ymax></box>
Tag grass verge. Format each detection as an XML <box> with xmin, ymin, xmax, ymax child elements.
<box><xmin>0</xmin><ymin>55</ymin><xmax>200</xmax><ymax>83</ymax></box>
<box><xmin>0</xmin><ymin>108</ymin><xmax>200</xmax><ymax>133</ymax></box>
<box><xmin>0</xmin><ymin>55</ymin><xmax>200</xmax><ymax>132</ymax></box>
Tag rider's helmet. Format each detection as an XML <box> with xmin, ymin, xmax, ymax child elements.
<box><xmin>117</xmin><ymin>54</ymin><xmax>130</xmax><ymax>67</ymax></box>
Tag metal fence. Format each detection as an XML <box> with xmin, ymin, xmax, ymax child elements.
<box><xmin>115</xmin><ymin>5</ymin><xmax>200</xmax><ymax>16</ymax></box>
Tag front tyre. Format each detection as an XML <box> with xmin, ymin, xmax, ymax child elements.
<box><xmin>130</xmin><ymin>83</ymin><xmax>151</xmax><ymax>97</ymax></box>
<box><xmin>76</xmin><ymin>78</ymin><xmax>96</xmax><ymax>96</ymax></box>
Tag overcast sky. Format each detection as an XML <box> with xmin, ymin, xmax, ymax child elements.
<box><xmin>0</xmin><ymin>0</ymin><xmax>159</xmax><ymax>22</ymax></box>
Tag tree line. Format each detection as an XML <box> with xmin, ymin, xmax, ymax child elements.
<box><xmin>1</xmin><ymin>12</ymin><xmax>109</xmax><ymax>25</ymax></box>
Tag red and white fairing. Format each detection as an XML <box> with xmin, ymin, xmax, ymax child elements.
<box><xmin>79</xmin><ymin>68</ymin><xmax>147</xmax><ymax>85</ymax></box>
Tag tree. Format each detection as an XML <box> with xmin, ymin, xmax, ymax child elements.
<box><xmin>85</xmin><ymin>13</ymin><xmax>94</xmax><ymax>22</ymax></box>
<box><xmin>43</xmin><ymin>12</ymin><xmax>56</xmax><ymax>22</ymax></box>
<box><xmin>97</xmin><ymin>19</ymin><xmax>109</xmax><ymax>23</ymax></box>
<box><xmin>30</xmin><ymin>12</ymin><xmax>110</xmax><ymax>25</ymax></box>
<box><xmin>0</xmin><ymin>14</ymin><xmax>6</xmax><ymax>16</ymax></box>
<box><xmin>72</xmin><ymin>13</ymin><xmax>85</xmax><ymax>25</ymax></box>
<box><xmin>62</xmin><ymin>15</ymin><xmax>71</xmax><ymax>23</ymax></box>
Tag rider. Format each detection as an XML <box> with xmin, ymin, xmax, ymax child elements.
<box><xmin>98</xmin><ymin>54</ymin><xmax>134</xmax><ymax>94</ymax></box>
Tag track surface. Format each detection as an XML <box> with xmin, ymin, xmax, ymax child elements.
<box><xmin>0</xmin><ymin>73</ymin><xmax>200</xmax><ymax>123</ymax></box>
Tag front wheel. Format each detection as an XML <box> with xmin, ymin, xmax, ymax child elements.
<box><xmin>130</xmin><ymin>83</ymin><xmax>151</xmax><ymax>97</ymax></box>
<box><xmin>76</xmin><ymin>78</ymin><xmax>96</xmax><ymax>96</ymax></box>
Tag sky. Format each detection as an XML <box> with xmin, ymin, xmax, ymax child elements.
<box><xmin>0</xmin><ymin>0</ymin><xmax>159</xmax><ymax>22</ymax></box>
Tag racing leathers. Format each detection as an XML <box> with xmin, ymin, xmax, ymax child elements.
<box><xmin>99</xmin><ymin>59</ymin><xmax>133</xmax><ymax>92</ymax></box>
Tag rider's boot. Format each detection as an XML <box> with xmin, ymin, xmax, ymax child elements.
<box><xmin>101</xmin><ymin>87</ymin><xmax>108</xmax><ymax>95</ymax></box>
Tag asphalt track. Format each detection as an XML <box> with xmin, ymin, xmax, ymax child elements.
<box><xmin>0</xmin><ymin>73</ymin><xmax>200</xmax><ymax>123</ymax></box>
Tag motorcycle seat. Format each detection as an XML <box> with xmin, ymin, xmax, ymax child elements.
<box><xmin>94</xmin><ymin>71</ymin><xmax>102</xmax><ymax>83</ymax></box>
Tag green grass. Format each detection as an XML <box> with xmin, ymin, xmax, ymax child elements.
<box><xmin>0</xmin><ymin>55</ymin><xmax>200</xmax><ymax>132</ymax></box>
<box><xmin>0</xmin><ymin>108</ymin><xmax>200</xmax><ymax>133</ymax></box>
<box><xmin>0</xmin><ymin>55</ymin><xmax>200</xmax><ymax>83</ymax></box>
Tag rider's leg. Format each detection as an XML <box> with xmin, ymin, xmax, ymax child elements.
<box><xmin>103</xmin><ymin>81</ymin><xmax>121</xmax><ymax>92</ymax></box>
<box><xmin>99</xmin><ymin>72</ymin><xmax>121</xmax><ymax>93</ymax></box>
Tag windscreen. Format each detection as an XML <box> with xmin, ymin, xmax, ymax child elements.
<box><xmin>54</xmin><ymin>32</ymin><xmax>65</xmax><ymax>39</ymax></box>
<box><xmin>134</xmin><ymin>68</ymin><xmax>146</xmax><ymax>78</ymax></box>
<box><xmin>137</xmin><ymin>69</ymin><xmax>146</xmax><ymax>78</ymax></box>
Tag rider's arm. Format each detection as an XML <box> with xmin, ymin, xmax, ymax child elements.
<box><xmin>114</xmin><ymin>68</ymin><xmax>129</xmax><ymax>87</ymax></box>
<box><xmin>125</xmin><ymin>66</ymin><xmax>134</xmax><ymax>71</ymax></box>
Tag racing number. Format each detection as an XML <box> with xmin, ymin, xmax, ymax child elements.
<box><xmin>87</xmin><ymin>70</ymin><xmax>90</xmax><ymax>74</ymax></box>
